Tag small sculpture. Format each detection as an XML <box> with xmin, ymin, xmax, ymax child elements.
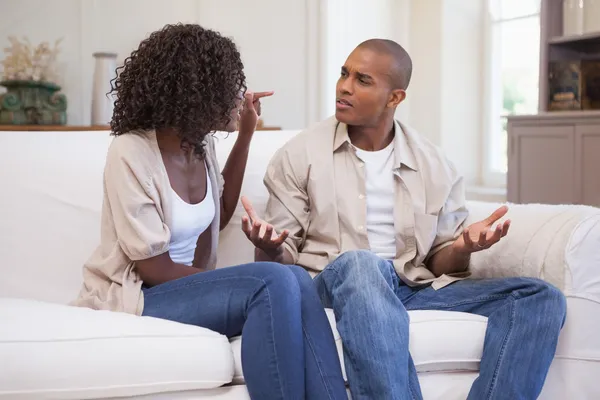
<box><xmin>0</xmin><ymin>36</ymin><xmax>67</xmax><ymax>125</ymax></box>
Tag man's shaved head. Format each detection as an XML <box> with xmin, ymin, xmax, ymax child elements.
<box><xmin>335</xmin><ymin>38</ymin><xmax>412</xmax><ymax>127</ymax></box>
<box><xmin>357</xmin><ymin>39</ymin><xmax>412</xmax><ymax>90</ymax></box>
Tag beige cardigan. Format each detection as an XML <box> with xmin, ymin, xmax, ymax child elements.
<box><xmin>71</xmin><ymin>130</ymin><xmax>224</xmax><ymax>315</ymax></box>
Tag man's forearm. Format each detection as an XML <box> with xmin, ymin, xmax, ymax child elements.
<box><xmin>219</xmin><ymin>133</ymin><xmax>253</xmax><ymax>230</ymax></box>
<box><xmin>255</xmin><ymin>247</ymin><xmax>295</xmax><ymax>265</ymax></box>
<box><xmin>427</xmin><ymin>244</ymin><xmax>470</xmax><ymax>277</ymax></box>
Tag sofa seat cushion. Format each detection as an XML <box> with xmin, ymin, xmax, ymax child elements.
<box><xmin>0</xmin><ymin>298</ymin><xmax>234</xmax><ymax>400</ymax></box>
<box><xmin>231</xmin><ymin>308</ymin><xmax>488</xmax><ymax>383</ymax></box>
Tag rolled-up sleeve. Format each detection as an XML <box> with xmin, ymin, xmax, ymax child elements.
<box><xmin>426</xmin><ymin>161</ymin><xmax>469</xmax><ymax>260</ymax></box>
<box><xmin>263</xmin><ymin>147</ymin><xmax>310</xmax><ymax>263</ymax></box>
<box><xmin>104</xmin><ymin>141</ymin><xmax>170</xmax><ymax>261</ymax></box>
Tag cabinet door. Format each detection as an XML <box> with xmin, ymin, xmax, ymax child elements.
<box><xmin>575</xmin><ymin>124</ymin><xmax>600</xmax><ymax>207</ymax></box>
<box><xmin>508</xmin><ymin>124</ymin><xmax>576</xmax><ymax>204</ymax></box>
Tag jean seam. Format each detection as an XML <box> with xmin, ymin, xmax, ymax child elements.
<box><xmin>142</xmin><ymin>275</ymin><xmax>267</xmax><ymax>298</ymax></box>
<box><xmin>322</xmin><ymin>267</ymin><xmax>370</xmax><ymax>397</ymax></box>
<box><xmin>302</xmin><ymin>324</ymin><xmax>335</xmax><ymax>400</ymax></box>
<box><xmin>485</xmin><ymin>296</ymin><xmax>516</xmax><ymax>400</ymax></box>
<box><xmin>408</xmin><ymin>376</ymin><xmax>420</xmax><ymax>400</ymax></box>
<box><xmin>404</xmin><ymin>294</ymin><xmax>510</xmax><ymax>311</ymax></box>
<box><xmin>322</xmin><ymin>263</ymin><xmax>343</xmax><ymax>277</ymax></box>
<box><xmin>261</xmin><ymin>280</ymin><xmax>286</xmax><ymax>400</ymax></box>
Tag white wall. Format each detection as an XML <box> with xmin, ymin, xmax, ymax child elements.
<box><xmin>407</xmin><ymin>1</ymin><xmax>444</xmax><ymax>145</ymax></box>
<box><xmin>441</xmin><ymin>0</ymin><xmax>484</xmax><ymax>186</ymax></box>
<box><xmin>196</xmin><ymin>0</ymin><xmax>314</xmax><ymax>130</ymax></box>
<box><xmin>0</xmin><ymin>0</ymin><xmax>498</xmax><ymax>198</ymax></box>
<box><xmin>0</xmin><ymin>0</ymin><xmax>316</xmax><ymax>129</ymax></box>
<box><xmin>321</xmin><ymin>0</ymin><xmax>411</xmax><ymax>121</ymax></box>
<box><xmin>407</xmin><ymin>0</ymin><xmax>484</xmax><ymax>186</ymax></box>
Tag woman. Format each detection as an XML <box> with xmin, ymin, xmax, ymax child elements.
<box><xmin>72</xmin><ymin>24</ymin><xmax>347</xmax><ymax>400</ymax></box>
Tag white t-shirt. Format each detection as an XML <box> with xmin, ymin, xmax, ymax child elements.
<box><xmin>353</xmin><ymin>141</ymin><xmax>397</xmax><ymax>259</ymax></box>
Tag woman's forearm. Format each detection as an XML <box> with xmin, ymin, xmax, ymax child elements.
<box><xmin>136</xmin><ymin>252</ymin><xmax>200</xmax><ymax>287</ymax></box>
<box><xmin>219</xmin><ymin>132</ymin><xmax>253</xmax><ymax>229</ymax></box>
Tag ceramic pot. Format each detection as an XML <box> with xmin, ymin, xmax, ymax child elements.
<box><xmin>91</xmin><ymin>52</ymin><xmax>117</xmax><ymax>126</ymax></box>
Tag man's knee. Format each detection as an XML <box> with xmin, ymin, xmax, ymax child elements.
<box><xmin>515</xmin><ymin>277</ymin><xmax>567</xmax><ymax>325</ymax></box>
<box><xmin>325</xmin><ymin>250</ymin><xmax>394</xmax><ymax>282</ymax></box>
<box><xmin>535</xmin><ymin>279</ymin><xmax>567</xmax><ymax>323</ymax></box>
<box><xmin>317</xmin><ymin>251</ymin><xmax>401</xmax><ymax>311</ymax></box>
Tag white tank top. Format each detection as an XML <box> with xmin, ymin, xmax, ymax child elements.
<box><xmin>168</xmin><ymin>165</ymin><xmax>215</xmax><ymax>266</ymax></box>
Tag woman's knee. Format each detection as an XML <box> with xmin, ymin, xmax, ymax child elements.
<box><xmin>286</xmin><ymin>265</ymin><xmax>314</xmax><ymax>287</ymax></box>
<box><xmin>245</xmin><ymin>262</ymin><xmax>300</xmax><ymax>294</ymax></box>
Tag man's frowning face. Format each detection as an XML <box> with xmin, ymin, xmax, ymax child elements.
<box><xmin>335</xmin><ymin>47</ymin><xmax>406</xmax><ymax>127</ymax></box>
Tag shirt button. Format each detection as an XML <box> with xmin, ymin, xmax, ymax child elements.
<box><xmin>357</xmin><ymin>225</ymin><xmax>364</xmax><ymax>231</ymax></box>
<box><xmin>358</xmin><ymin>194</ymin><xmax>365</xmax><ymax>200</ymax></box>
<box><xmin>359</xmin><ymin>163</ymin><xmax>365</xmax><ymax>168</ymax></box>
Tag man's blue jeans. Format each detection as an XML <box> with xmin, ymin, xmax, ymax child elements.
<box><xmin>314</xmin><ymin>250</ymin><xmax>567</xmax><ymax>400</ymax></box>
<box><xmin>142</xmin><ymin>262</ymin><xmax>347</xmax><ymax>400</ymax></box>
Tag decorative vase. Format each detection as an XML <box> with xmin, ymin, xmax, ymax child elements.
<box><xmin>0</xmin><ymin>80</ymin><xmax>67</xmax><ymax>125</ymax></box>
<box><xmin>563</xmin><ymin>0</ymin><xmax>584</xmax><ymax>36</ymax></box>
<box><xmin>91</xmin><ymin>52</ymin><xmax>117</xmax><ymax>126</ymax></box>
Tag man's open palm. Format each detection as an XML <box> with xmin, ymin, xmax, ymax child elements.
<box><xmin>452</xmin><ymin>205</ymin><xmax>511</xmax><ymax>254</ymax></box>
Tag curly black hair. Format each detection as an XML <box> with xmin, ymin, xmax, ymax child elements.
<box><xmin>109</xmin><ymin>23</ymin><xmax>246</xmax><ymax>157</ymax></box>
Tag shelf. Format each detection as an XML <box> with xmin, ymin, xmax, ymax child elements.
<box><xmin>0</xmin><ymin>124</ymin><xmax>282</xmax><ymax>132</ymax></box>
<box><xmin>549</xmin><ymin>31</ymin><xmax>600</xmax><ymax>46</ymax></box>
<box><xmin>507</xmin><ymin>110</ymin><xmax>600</xmax><ymax>121</ymax></box>
<box><xmin>0</xmin><ymin>125</ymin><xmax>110</xmax><ymax>131</ymax></box>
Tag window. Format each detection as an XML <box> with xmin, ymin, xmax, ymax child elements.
<box><xmin>484</xmin><ymin>0</ymin><xmax>541</xmax><ymax>186</ymax></box>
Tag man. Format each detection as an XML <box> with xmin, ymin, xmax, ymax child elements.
<box><xmin>241</xmin><ymin>39</ymin><xmax>566</xmax><ymax>400</ymax></box>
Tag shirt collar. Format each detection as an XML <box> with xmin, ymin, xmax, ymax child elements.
<box><xmin>333</xmin><ymin>119</ymin><xmax>417</xmax><ymax>171</ymax></box>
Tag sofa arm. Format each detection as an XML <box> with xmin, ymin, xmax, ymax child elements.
<box><xmin>465</xmin><ymin>201</ymin><xmax>600</xmax><ymax>303</ymax></box>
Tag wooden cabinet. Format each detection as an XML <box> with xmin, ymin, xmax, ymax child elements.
<box><xmin>505</xmin><ymin>2</ymin><xmax>600</xmax><ymax>207</ymax></box>
<box><xmin>507</xmin><ymin>111</ymin><xmax>600</xmax><ymax>206</ymax></box>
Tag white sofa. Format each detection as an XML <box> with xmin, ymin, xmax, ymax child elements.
<box><xmin>0</xmin><ymin>128</ymin><xmax>599</xmax><ymax>400</ymax></box>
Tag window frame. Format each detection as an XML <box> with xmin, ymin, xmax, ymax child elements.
<box><xmin>481</xmin><ymin>1</ymin><xmax>541</xmax><ymax>187</ymax></box>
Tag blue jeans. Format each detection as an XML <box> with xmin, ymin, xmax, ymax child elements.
<box><xmin>314</xmin><ymin>250</ymin><xmax>567</xmax><ymax>400</ymax></box>
<box><xmin>142</xmin><ymin>262</ymin><xmax>347</xmax><ymax>400</ymax></box>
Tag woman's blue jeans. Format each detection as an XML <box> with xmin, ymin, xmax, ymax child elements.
<box><xmin>142</xmin><ymin>262</ymin><xmax>347</xmax><ymax>400</ymax></box>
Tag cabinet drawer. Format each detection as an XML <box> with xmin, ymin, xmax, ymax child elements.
<box><xmin>576</xmin><ymin>125</ymin><xmax>600</xmax><ymax>207</ymax></box>
<box><xmin>508</xmin><ymin>125</ymin><xmax>576</xmax><ymax>204</ymax></box>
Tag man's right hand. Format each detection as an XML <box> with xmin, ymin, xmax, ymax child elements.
<box><xmin>241</xmin><ymin>196</ymin><xmax>289</xmax><ymax>258</ymax></box>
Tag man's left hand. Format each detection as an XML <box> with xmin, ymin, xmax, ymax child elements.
<box><xmin>238</xmin><ymin>90</ymin><xmax>274</xmax><ymax>135</ymax></box>
<box><xmin>452</xmin><ymin>205</ymin><xmax>511</xmax><ymax>254</ymax></box>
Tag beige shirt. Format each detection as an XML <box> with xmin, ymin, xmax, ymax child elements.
<box><xmin>263</xmin><ymin>117</ymin><xmax>470</xmax><ymax>289</ymax></box>
<box><xmin>71</xmin><ymin>130</ymin><xmax>224</xmax><ymax>315</ymax></box>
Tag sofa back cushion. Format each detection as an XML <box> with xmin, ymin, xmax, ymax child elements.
<box><xmin>0</xmin><ymin>130</ymin><xmax>299</xmax><ymax>304</ymax></box>
<box><xmin>2</xmin><ymin>129</ymin><xmax>597</xmax><ymax>305</ymax></box>
<box><xmin>0</xmin><ymin>131</ymin><xmax>111</xmax><ymax>303</ymax></box>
